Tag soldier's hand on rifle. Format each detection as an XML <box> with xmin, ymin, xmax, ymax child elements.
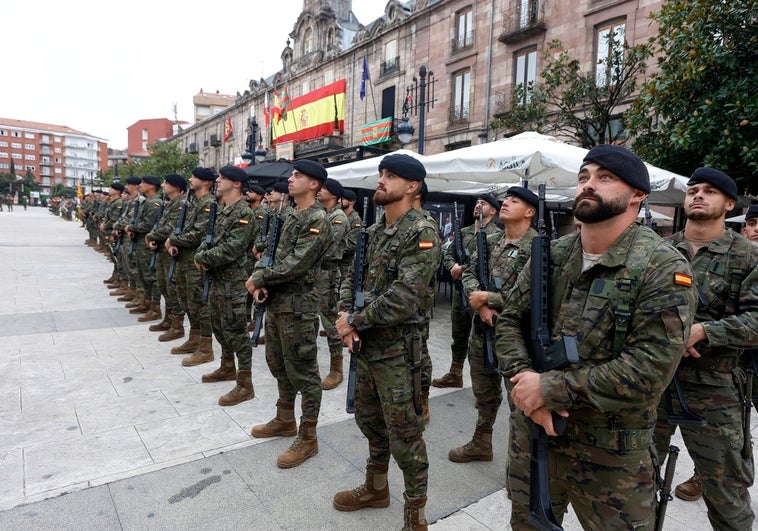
<box><xmin>511</xmin><ymin>371</ymin><xmax>546</xmax><ymax>416</ymax></box>
<box><xmin>194</xmin><ymin>259</ymin><xmax>208</xmax><ymax>271</ymax></box>
<box><xmin>336</xmin><ymin>311</ymin><xmax>360</xmax><ymax>348</ymax></box>
<box><xmin>684</xmin><ymin>323</ymin><xmax>706</xmax><ymax>358</ymax></box>
<box><xmin>468</xmin><ymin>290</ymin><xmax>489</xmax><ymax>311</ymax></box>
<box><xmin>126</xmin><ymin>228</ymin><xmax>134</xmax><ymax>239</ymax></box>
<box><xmin>147</xmin><ymin>240</ymin><xmax>158</xmax><ymax>250</ymax></box>
<box><xmin>450</xmin><ymin>264</ymin><xmax>464</xmax><ymax>280</ymax></box>
<box><xmin>530</xmin><ymin>406</ymin><xmax>568</xmax><ymax>437</ymax></box>
<box><xmin>244</xmin><ymin>277</ymin><xmax>257</xmax><ymax>295</ymax></box>
<box><xmin>252</xmin><ymin>288</ymin><xmax>268</xmax><ymax>304</ymax></box>
<box><xmin>477</xmin><ymin>306</ymin><xmax>498</xmax><ymax>327</ymax></box>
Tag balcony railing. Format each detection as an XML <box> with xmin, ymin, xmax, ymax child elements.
<box><xmin>499</xmin><ymin>0</ymin><xmax>546</xmax><ymax>44</ymax></box>
<box><xmin>380</xmin><ymin>56</ymin><xmax>400</xmax><ymax>76</ymax></box>
<box><xmin>451</xmin><ymin>30</ymin><xmax>474</xmax><ymax>54</ymax></box>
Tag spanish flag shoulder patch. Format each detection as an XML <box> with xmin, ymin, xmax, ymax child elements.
<box><xmin>674</xmin><ymin>272</ymin><xmax>693</xmax><ymax>287</ymax></box>
<box><xmin>256</xmin><ymin>214</ymin><xmax>264</xmax><ymax>220</ymax></box>
<box><xmin>309</xmin><ymin>227</ymin><xmax>321</xmax><ymax>234</ymax></box>
<box><xmin>418</xmin><ymin>240</ymin><xmax>434</xmax><ymax>250</ymax></box>
<box><xmin>204</xmin><ymin>207</ymin><xmax>211</xmax><ymax>212</ymax></box>
<box><xmin>334</xmin><ymin>219</ymin><xmax>343</xmax><ymax>224</ymax></box>
<box><xmin>239</xmin><ymin>219</ymin><xmax>249</xmax><ymax>225</ymax></box>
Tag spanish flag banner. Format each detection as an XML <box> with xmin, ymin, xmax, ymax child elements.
<box><xmin>223</xmin><ymin>114</ymin><xmax>233</xmax><ymax>142</ymax></box>
<box><xmin>272</xmin><ymin>79</ymin><xmax>346</xmax><ymax>145</ymax></box>
<box><xmin>360</xmin><ymin>117</ymin><xmax>393</xmax><ymax>146</ymax></box>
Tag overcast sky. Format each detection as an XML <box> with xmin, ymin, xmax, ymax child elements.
<box><xmin>2</xmin><ymin>1</ymin><xmax>384</xmax><ymax>149</ymax></box>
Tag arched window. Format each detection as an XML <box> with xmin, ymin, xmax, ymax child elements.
<box><xmin>303</xmin><ymin>27</ymin><xmax>313</xmax><ymax>54</ymax></box>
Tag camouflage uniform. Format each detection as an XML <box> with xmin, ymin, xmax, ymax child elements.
<box><xmin>128</xmin><ymin>194</ymin><xmax>162</xmax><ymax>304</ymax></box>
<box><xmin>117</xmin><ymin>196</ymin><xmax>142</xmax><ymax>290</ymax></box>
<box><xmin>339</xmin><ymin>208</ymin><xmax>440</xmax><ymax>499</ymax></box>
<box><xmin>194</xmin><ymin>197</ymin><xmax>254</xmax><ymax>369</ymax></box>
<box><xmin>497</xmin><ymin>225</ymin><xmax>696</xmax><ymax>530</ymax></box>
<box><xmin>655</xmin><ymin>230</ymin><xmax>758</xmax><ymax>531</ymax></box>
<box><xmin>146</xmin><ymin>194</ymin><xmax>184</xmax><ymax>315</ymax></box>
<box><xmin>317</xmin><ymin>204</ymin><xmax>349</xmax><ymax>364</ymax></box>
<box><xmin>338</xmin><ymin>208</ymin><xmax>362</xmax><ymax>281</ymax></box>
<box><xmin>102</xmin><ymin>196</ymin><xmax>124</xmax><ymax>275</ymax></box>
<box><xmin>250</xmin><ymin>202</ymin><xmax>329</xmax><ymax>421</ymax></box>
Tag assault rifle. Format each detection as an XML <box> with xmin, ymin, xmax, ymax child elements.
<box><xmin>526</xmin><ymin>184</ymin><xmax>579</xmax><ymax>531</ymax></box>
<box><xmin>451</xmin><ymin>202</ymin><xmax>469</xmax><ymax>309</ymax></box>
<box><xmin>201</xmin><ymin>185</ymin><xmax>218</xmax><ymax>303</ymax></box>
<box><xmin>127</xmin><ymin>197</ymin><xmax>142</xmax><ymax>257</ymax></box>
<box><xmin>655</xmin><ymin>445</ymin><xmax>680</xmax><ymax>531</ymax></box>
<box><xmin>249</xmin><ymin>196</ymin><xmax>285</xmax><ymax>347</ymax></box>
<box><xmin>112</xmin><ymin>200</ymin><xmax>128</xmax><ymax>254</ymax></box>
<box><xmin>473</xmin><ymin>206</ymin><xmax>499</xmax><ymax>375</ymax></box>
<box><xmin>258</xmin><ymin>199</ymin><xmax>271</xmax><ymax>247</ymax></box>
<box><xmin>167</xmin><ymin>190</ymin><xmax>193</xmax><ymax>282</ymax></box>
<box><xmin>346</xmin><ymin>197</ymin><xmax>370</xmax><ymax>414</ymax></box>
<box><xmin>148</xmin><ymin>194</ymin><xmax>166</xmax><ymax>272</ymax></box>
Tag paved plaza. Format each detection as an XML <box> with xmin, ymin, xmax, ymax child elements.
<box><xmin>0</xmin><ymin>206</ymin><xmax>755</xmax><ymax>530</ymax></box>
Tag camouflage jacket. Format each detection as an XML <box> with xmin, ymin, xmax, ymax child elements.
<box><xmin>338</xmin><ymin>208</ymin><xmax>362</xmax><ymax>274</ymax></box>
<box><xmin>194</xmin><ymin>197</ymin><xmax>253</xmax><ymax>276</ymax></box>
<box><xmin>340</xmin><ymin>208</ymin><xmax>440</xmax><ymax>360</ymax></box>
<box><xmin>250</xmin><ymin>201</ymin><xmax>330</xmax><ymax>313</ymax></box>
<box><xmin>497</xmin><ymin>224</ymin><xmax>696</xmax><ymax>430</ymax></box>
<box><xmin>146</xmin><ymin>194</ymin><xmax>184</xmax><ymax>246</ymax></box>
<box><xmin>442</xmin><ymin>221</ymin><xmax>502</xmax><ymax>273</ymax></box>
<box><xmin>670</xmin><ymin>229</ymin><xmax>758</xmax><ymax>361</ymax></box>
<box><xmin>102</xmin><ymin>198</ymin><xmax>124</xmax><ymax>231</ymax></box>
<box><xmin>129</xmin><ymin>193</ymin><xmax>162</xmax><ymax>235</ymax></box>
<box><xmin>462</xmin><ymin>227</ymin><xmax>538</xmax><ymax>312</ymax></box>
<box><xmin>322</xmin><ymin>204</ymin><xmax>348</xmax><ymax>266</ymax></box>
<box><xmin>169</xmin><ymin>192</ymin><xmax>217</xmax><ymax>252</ymax></box>
<box><xmin>113</xmin><ymin>195</ymin><xmax>140</xmax><ymax>232</ymax></box>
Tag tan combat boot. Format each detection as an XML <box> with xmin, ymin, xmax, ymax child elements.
<box><xmin>675</xmin><ymin>472</ymin><xmax>702</xmax><ymax>501</ymax></box>
<box><xmin>125</xmin><ymin>290</ymin><xmax>145</xmax><ymax>308</ymax></box>
<box><xmin>106</xmin><ymin>279</ymin><xmax>121</xmax><ymax>290</ymax></box>
<box><xmin>182</xmin><ymin>336</ymin><xmax>214</xmax><ymax>366</ymax></box>
<box><xmin>117</xmin><ymin>286</ymin><xmax>137</xmax><ymax>302</ymax></box>
<box><xmin>202</xmin><ymin>356</ymin><xmax>236</xmax><ymax>383</ymax></box>
<box><xmin>158</xmin><ymin>314</ymin><xmax>185</xmax><ymax>342</ymax></box>
<box><xmin>170</xmin><ymin>328</ymin><xmax>199</xmax><ymax>353</ymax></box>
<box><xmin>218</xmin><ymin>370</ymin><xmax>254</xmax><ymax>406</ymax></box>
<box><xmin>148</xmin><ymin>310</ymin><xmax>171</xmax><ymax>332</ymax></box>
<box><xmin>333</xmin><ymin>463</ymin><xmax>391</xmax><ymax>511</ymax></box>
<box><xmin>431</xmin><ymin>362</ymin><xmax>463</xmax><ymax>388</ymax></box>
<box><xmin>138</xmin><ymin>301</ymin><xmax>162</xmax><ymax>322</ymax></box>
<box><xmin>109</xmin><ymin>280</ymin><xmax>129</xmax><ymax>296</ymax></box>
<box><xmin>276</xmin><ymin>419</ymin><xmax>318</xmax><ymax>468</ymax></box>
<box><xmin>321</xmin><ymin>354</ymin><xmax>344</xmax><ymax>390</ymax></box>
<box><xmin>251</xmin><ymin>400</ymin><xmax>297</xmax><ymax>438</ymax></box>
<box><xmin>402</xmin><ymin>494</ymin><xmax>428</xmax><ymax>531</ymax></box>
<box><xmin>448</xmin><ymin>427</ymin><xmax>493</xmax><ymax>462</ymax></box>
<box><xmin>103</xmin><ymin>272</ymin><xmax>117</xmax><ymax>284</ymax></box>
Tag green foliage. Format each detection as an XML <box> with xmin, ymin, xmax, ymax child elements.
<box><xmin>112</xmin><ymin>140</ymin><xmax>198</xmax><ymax>183</ymax></box>
<box><xmin>627</xmin><ymin>0</ymin><xmax>758</xmax><ymax>191</ymax></box>
<box><xmin>52</xmin><ymin>184</ymin><xmax>76</xmax><ymax>197</ymax></box>
<box><xmin>491</xmin><ymin>38</ymin><xmax>651</xmax><ymax>148</ymax></box>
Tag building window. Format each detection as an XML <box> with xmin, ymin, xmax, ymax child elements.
<box><xmin>25</xmin><ymin>165</ymin><xmax>35</xmax><ymax>172</ymax></box>
<box><xmin>303</xmin><ymin>27</ymin><xmax>313</xmax><ymax>54</ymax></box>
<box><xmin>12</xmin><ymin>131</ymin><xmax>21</xmax><ymax>137</ymax></box>
<box><xmin>453</xmin><ymin>7</ymin><xmax>474</xmax><ymax>51</ymax></box>
<box><xmin>381</xmin><ymin>40</ymin><xmax>399</xmax><ymax>76</ymax></box>
<box><xmin>11</xmin><ymin>142</ymin><xmax>21</xmax><ymax>149</ymax></box>
<box><xmin>596</xmin><ymin>21</ymin><xmax>626</xmax><ymax>87</ymax></box>
<box><xmin>142</xmin><ymin>128</ymin><xmax>148</xmax><ymax>141</ymax></box>
<box><xmin>514</xmin><ymin>48</ymin><xmax>538</xmax><ymax>106</ymax></box>
<box><xmin>12</xmin><ymin>153</ymin><xmax>22</xmax><ymax>159</ymax></box>
<box><xmin>0</xmin><ymin>141</ymin><xmax>6</xmax><ymax>147</ymax></box>
<box><xmin>0</xmin><ymin>130</ymin><xmax>6</xmax><ymax>136</ymax></box>
<box><xmin>25</xmin><ymin>154</ymin><xmax>35</xmax><ymax>161</ymax></box>
<box><xmin>0</xmin><ymin>152</ymin><xmax>7</xmax><ymax>158</ymax></box>
<box><xmin>25</xmin><ymin>132</ymin><xmax>35</xmax><ymax>139</ymax></box>
<box><xmin>25</xmin><ymin>143</ymin><xmax>35</xmax><ymax>150</ymax></box>
<box><xmin>451</xmin><ymin>69</ymin><xmax>471</xmax><ymax>125</ymax></box>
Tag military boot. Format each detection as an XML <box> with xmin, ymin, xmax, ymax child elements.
<box><xmin>333</xmin><ymin>463</ymin><xmax>390</xmax><ymax>511</ymax></box>
<box><xmin>170</xmin><ymin>328</ymin><xmax>199</xmax><ymax>353</ymax></box>
<box><xmin>276</xmin><ymin>419</ymin><xmax>318</xmax><ymax>468</ymax></box>
<box><xmin>675</xmin><ymin>472</ymin><xmax>702</xmax><ymax>501</ymax></box>
<box><xmin>148</xmin><ymin>310</ymin><xmax>171</xmax><ymax>332</ymax></box>
<box><xmin>202</xmin><ymin>356</ymin><xmax>236</xmax><ymax>383</ymax></box>
<box><xmin>321</xmin><ymin>354</ymin><xmax>344</xmax><ymax>390</ymax></box>
<box><xmin>138</xmin><ymin>301</ymin><xmax>162</xmax><ymax>322</ymax></box>
<box><xmin>431</xmin><ymin>362</ymin><xmax>463</xmax><ymax>388</ymax></box>
<box><xmin>109</xmin><ymin>280</ymin><xmax>129</xmax><ymax>296</ymax></box>
<box><xmin>125</xmin><ymin>290</ymin><xmax>145</xmax><ymax>308</ymax></box>
<box><xmin>158</xmin><ymin>314</ymin><xmax>185</xmax><ymax>342</ymax></box>
<box><xmin>251</xmin><ymin>399</ymin><xmax>297</xmax><ymax>438</ymax></box>
<box><xmin>103</xmin><ymin>272</ymin><xmax>117</xmax><ymax>284</ymax></box>
<box><xmin>182</xmin><ymin>336</ymin><xmax>214</xmax><ymax>366</ymax></box>
<box><xmin>448</xmin><ymin>427</ymin><xmax>493</xmax><ymax>462</ymax></box>
<box><xmin>106</xmin><ymin>279</ymin><xmax>121</xmax><ymax>290</ymax></box>
<box><xmin>117</xmin><ymin>287</ymin><xmax>137</xmax><ymax>302</ymax></box>
<box><xmin>402</xmin><ymin>494</ymin><xmax>428</xmax><ymax>531</ymax></box>
<box><xmin>218</xmin><ymin>370</ymin><xmax>254</xmax><ymax>406</ymax></box>
<box><xmin>128</xmin><ymin>295</ymin><xmax>151</xmax><ymax>314</ymax></box>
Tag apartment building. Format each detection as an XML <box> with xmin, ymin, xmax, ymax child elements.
<box><xmin>0</xmin><ymin>118</ymin><xmax>107</xmax><ymax>197</ymax></box>
<box><xmin>173</xmin><ymin>0</ymin><xmax>662</xmax><ymax>168</ymax></box>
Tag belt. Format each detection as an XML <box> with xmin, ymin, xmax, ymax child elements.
<box><xmin>680</xmin><ymin>355</ymin><xmax>740</xmax><ymax>372</ymax></box>
<box><xmin>562</xmin><ymin>422</ymin><xmax>653</xmax><ymax>454</ymax></box>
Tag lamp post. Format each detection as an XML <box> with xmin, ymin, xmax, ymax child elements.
<box><xmin>397</xmin><ymin>65</ymin><xmax>435</xmax><ymax>155</ymax></box>
<box><xmin>242</xmin><ymin>114</ymin><xmax>267</xmax><ymax>165</ymax></box>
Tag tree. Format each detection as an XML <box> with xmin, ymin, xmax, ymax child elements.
<box><xmin>627</xmin><ymin>0</ymin><xmax>758</xmax><ymax>192</ymax></box>
<box><xmin>126</xmin><ymin>140</ymin><xmax>199</xmax><ymax>179</ymax></box>
<box><xmin>490</xmin><ymin>37</ymin><xmax>651</xmax><ymax>148</ymax></box>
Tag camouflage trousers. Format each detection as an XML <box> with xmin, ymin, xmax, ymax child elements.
<box><xmin>208</xmin><ymin>276</ymin><xmax>251</xmax><ymax>370</ymax></box>
<box><xmin>505</xmin><ymin>401</ymin><xmax>532</xmax><ymax>530</ymax></box>
<box><xmin>264</xmin><ymin>309</ymin><xmax>322</xmax><ymax>420</ymax></box>
<box><xmin>419</xmin><ymin>320</ymin><xmax>432</xmax><ymax>391</ymax></box>
<box><xmin>655</xmin><ymin>366</ymin><xmax>754</xmax><ymax>531</ymax></box>
<box><xmin>120</xmin><ymin>239</ymin><xmax>140</xmax><ymax>289</ymax></box>
<box><xmin>355</xmin><ymin>352</ymin><xmax>428</xmax><ymax>499</ymax></box>
<box><xmin>133</xmin><ymin>239</ymin><xmax>158</xmax><ymax>302</ymax></box>
<box><xmin>316</xmin><ymin>265</ymin><xmax>343</xmax><ymax>358</ymax></box>
<box><xmin>175</xmin><ymin>257</ymin><xmax>212</xmax><ymax>336</ymax></box>
<box><xmin>450</xmin><ymin>287</ymin><xmax>473</xmax><ymax>364</ymax></box>
<box><xmin>467</xmin><ymin>323</ymin><xmax>504</xmax><ymax>430</ymax></box>
<box><xmin>155</xmin><ymin>251</ymin><xmax>181</xmax><ymax>314</ymax></box>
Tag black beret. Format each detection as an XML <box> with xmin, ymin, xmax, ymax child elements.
<box><xmin>110</xmin><ymin>182</ymin><xmax>125</xmax><ymax>192</ymax></box>
<box><xmin>323</xmin><ymin>178</ymin><xmax>344</xmax><ymax>198</ymax></box>
<box><xmin>164</xmin><ymin>173</ymin><xmax>187</xmax><ymax>192</ymax></box>
<box><xmin>478</xmin><ymin>193</ymin><xmax>501</xmax><ymax>210</ymax></box>
<box><xmin>342</xmin><ymin>188</ymin><xmax>357</xmax><ymax>202</ymax></box>
<box><xmin>378</xmin><ymin>153</ymin><xmax>426</xmax><ymax>182</ymax></box>
<box><xmin>247</xmin><ymin>184</ymin><xmax>266</xmax><ymax>195</ymax></box>
<box><xmin>687</xmin><ymin>167</ymin><xmax>738</xmax><ymax>201</ymax></box>
<box><xmin>191</xmin><ymin>167</ymin><xmax>218</xmax><ymax>181</ymax></box>
<box><xmin>744</xmin><ymin>205</ymin><xmax>758</xmax><ymax>221</ymax></box>
<box><xmin>581</xmin><ymin>145</ymin><xmax>650</xmax><ymax>194</ymax></box>
<box><xmin>125</xmin><ymin>176</ymin><xmax>142</xmax><ymax>185</ymax></box>
<box><xmin>505</xmin><ymin>186</ymin><xmax>539</xmax><ymax>208</ymax></box>
<box><xmin>272</xmin><ymin>181</ymin><xmax>289</xmax><ymax>194</ymax></box>
<box><xmin>141</xmin><ymin>175</ymin><xmax>161</xmax><ymax>187</ymax></box>
<box><xmin>293</xmin><ymin>159</ymin><xmax>328</xmax><ymax>182</ymax></box>
<box><xmin>219</xmin><ymin>165</ymin><xmax>248</xmax><ymax>182</ymax></box>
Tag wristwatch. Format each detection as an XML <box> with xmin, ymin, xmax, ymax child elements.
<box><xmin>346</xmin><ymin>314</ymin><xmax>355</xmax><ymax>327</ymax></box>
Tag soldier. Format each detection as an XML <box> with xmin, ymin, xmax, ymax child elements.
<box><xmin>338</xmin><ymin>188</ymin><xmax>362</xmax><ymax>281</ymax></box>
<box><xmin>145</xmin><ymin>174</ymin><xmax>186</xmax><ymax>330</ymax></box>
<box><xmin>243</xmin><ymin>183</ymin><xmax>267</xmax><ymax>329</ymax></box>
<box><xmin>101</xmin><ymin>183</ymin><xmax>125</xmax><ymax>286</ymax></box>
<box><xmin>111</xmin><ymin>177</ymin><xmax>142</xmax><ymax>303</ymax></box>
<box><xmin>449</xmin><ymin>189</ymin><xmax>536</xmax><ymax>472</ymax></box>
<box><xmin>433</xmin><ymin>195</ymin><xmax>501</xmax><ymax>389</ymax></box>
<box><xmin>246</xmin><ymin>159</ymin><xmax>330</xmax><ymax>469</ymax></box>
<box><xmin>654</xmin><ymin>168</ymin><xmax>758</xmax><ymax>530</ymax></box>
<box><xmin>743</xmin><ymin>204</ymin><xmax>758</xmax><ymax>244</ymax></box>
<box><xmin>497</xmin><ymin>145</ymin><xmax>697</xmax><ymax>529</ymax></box>
<box><xmin>317</xmin><ymin>177</ymin><xmax>349</xmax><ymax>390</ymax></box>
<box><xmin>333</xmin><ymin>153</ymin><xmax>439</xmax><ymax>531</ymax></box>
<box><xmin>194</xmin><ymin>165</ymin><xmax>254</xmax><ymax>405</ymax></box>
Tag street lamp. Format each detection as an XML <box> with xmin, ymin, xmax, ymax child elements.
<box><xmin>242</xmin><ymin>114</ymin><xmax>267</xmax><ymax>165</ymax></box>
<box><xmin>397</xmin><ymin>65</ymin><xmax>435</xmax><ymax>155</ymax></box>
